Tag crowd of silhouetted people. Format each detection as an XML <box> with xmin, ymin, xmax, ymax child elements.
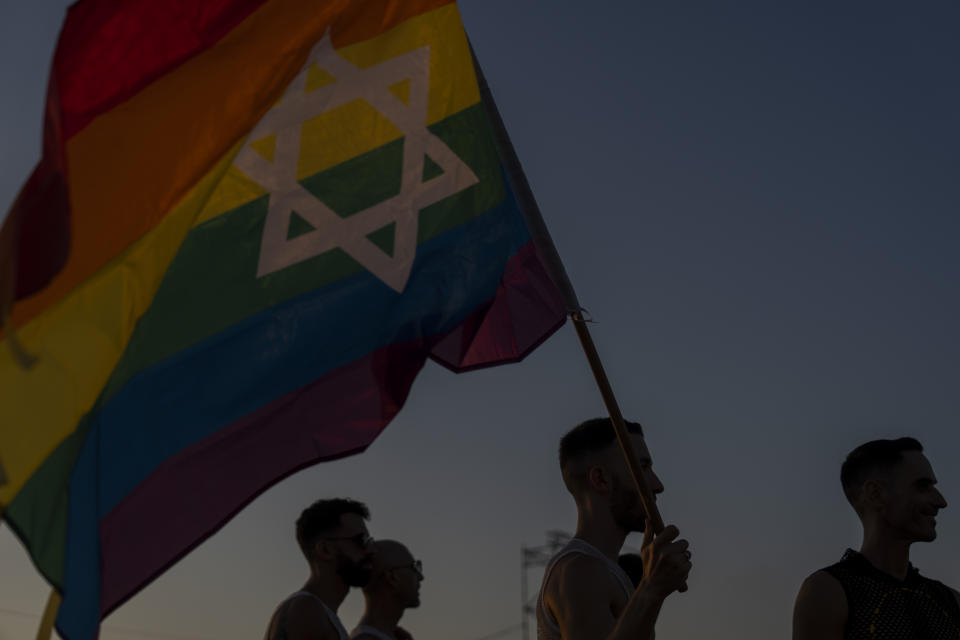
<box><xmin>263</xmin><ymin>418</ymin><xmax>958</xmax><ymax>640</ymax></box>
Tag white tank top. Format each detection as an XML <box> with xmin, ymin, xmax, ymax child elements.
<box><xmin>535</xmin><ymin>538</ymin><xmax>636</xmax><ymax>640</ymax></box>
<box><xmin>351</xmin><ymin>624</ymin><xmax>395</xmax><ymax>640</ymax></box>
<box><xmin>270</xmin><ymin>590</ymin><xmax>349</xmax><ymax>640</ymax></box>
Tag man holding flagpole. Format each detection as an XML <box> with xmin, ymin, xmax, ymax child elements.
<box><xmin>537</xmin><ymin>418</ymin><xmax>692</xmax><ymax>640</ymax></box>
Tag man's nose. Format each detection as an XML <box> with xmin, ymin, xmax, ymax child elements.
<box><xmin>651</xmin><ymin>470</ymin><xmax>665</xmax><ymax>495</ymax></box>
<box><xmin>934</xmin><ymin>489</ymin><xmax>948</xmax><ymax>509</ymax></box>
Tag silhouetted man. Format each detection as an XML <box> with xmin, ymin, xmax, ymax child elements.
<box><xmin>537</xmin><ymin>418</ymin><xmax>692</xmax><ymax>640</ymax></box>
<box><xmin>793</xmin><ymin>438</ymin><xmax>960</xmax><ymax>639</ymax></box>
<box><xmin>351</xmin><ymin>540</ymin><xmax>423</xmax><ymax>640</ymax></box>
<box><xmin>265</xmin><ymin>498</ymin><xmax>376</xmax><ymax>640</ymax></box>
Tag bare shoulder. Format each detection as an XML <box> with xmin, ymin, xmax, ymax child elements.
<box><xmin>549</xmin><ymin>552</ymin><xmax>618</xmax><ymax>602</ymax></box>
<box><xmin>283</xmin><ymin>595</ymin><xmax>337</xmax><ymax>640</ymax></box>
<box><xmin>792</xmin><ymin>570</ymin><xmax>846</xmax><ymax>640</ymax></box>
<box><xmin>545</xmin><ymin>553</ymin><xmax>619</xmax><ymax>640</ymax></box>
<box><xmin>796</xmin><ymin>570</ymin><xmax>846</xmax><ymax>611</ymax></box>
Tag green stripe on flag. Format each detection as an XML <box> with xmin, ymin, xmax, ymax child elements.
<box><xmin>4</xmin><ymin>417</ymin><xmax>94</xmax><ymax>589</ymax></box>
<box><xmin>99</xmin><ymin>103</ymin><xmax>503</xmax><ymax>406</ymax></box>
<box><xmin>3</xmin><ymin>104</ymin><xmax>508</xmax><ymax>592</ymax></box>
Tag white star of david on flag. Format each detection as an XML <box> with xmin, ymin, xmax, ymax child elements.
<box><xmin>233</xmin><ymin>33</ymin><xmax>479</xmax><ymax>292</ymax></box>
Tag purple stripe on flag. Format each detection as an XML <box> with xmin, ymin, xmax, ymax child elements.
<box><xmin>96</xmin><ymin>240</ymin><xmax>565</xmax><ymax>614</ymax></box>
<box><xmin>430</xmin><ymin>242</ymin><xmax>566</xmax><ymax>372</ymax></box>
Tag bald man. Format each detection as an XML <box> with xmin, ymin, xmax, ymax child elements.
<box><xmin>351</xmin><ymin>540</ymin><xmax>423</xmax><ymax>640</ymax></box>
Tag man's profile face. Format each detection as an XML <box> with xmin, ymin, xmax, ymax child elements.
<box><xmin>608</xmin><ymin>434</ymin><xmax>663</xmax><ymax>533</ymax></box>
<box><xmin>369</xmin><ymin>541</ymin><xmax>422</xmax><ymax>607</ymax></box>
<box><xmin>881</xmin><ymin>451</ymin><xmax>947</xmax><ymax>542</ymax></box>
<box><xmin>391</xmin><ymin>552</ymin><xmax>423</xmax><ymax>608</ymax></box>
<box><xmin>609</xmin><ymin>474</ymin><xmax>645</xmax><ymax>532</ymax></box>
<box><xmin>331</xmin><ymin>513</ymin><xmax>376</xmax><ymax>586</ymax></box>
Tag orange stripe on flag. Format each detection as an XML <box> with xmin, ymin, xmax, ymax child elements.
<box><xmin>9</xmin><ymin>0</ymin><xmax>453</xmax><ymax>332</ymax></box>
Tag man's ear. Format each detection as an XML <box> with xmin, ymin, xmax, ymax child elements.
<box><xmin>313</xmin><ymin>539</ymin><xmax>335</xmax><ymax>562</ymax></box>
<box><xmin>385</xmin><ymin>569</ymin><xmax>399</xmax><ymax>589</ymax></box>
<box><xmin>587</xmin><ymin>465</ymin><xmax>611</xmax><ymax>494</ymax></box>
<box><xmin>863</xmin><ymin>479</ymin><xmax>886</xmax><ymax>512</ymax></box>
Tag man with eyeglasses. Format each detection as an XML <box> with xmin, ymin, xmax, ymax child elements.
<box><xmin>264</xmin><ymin>498</ymin><xmax>376</xmax><ymax>640</ymax></box>
<box><xmin>351</xmin><ymin>540</ymin><xmax>423</xmax><ymax>640</ymax></box>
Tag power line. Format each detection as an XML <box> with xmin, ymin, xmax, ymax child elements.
<box><xmin>469</xmin><ymin>622</ymin><xmax>521</xmax><ymax>640</ymax></box>
<box><xmin>3</xmin><ymin>604</ymin><xmax>529</xmax><ymax>640</ymax></box>
<box><xmin>0</xmin><ymin>607</ymin><xmax>219</xmax><ymax>640</ymax></box>
<box><xmin>0</xmin><ymin>606</ymin><xmax>37</xmax><ymax>620</ymax></box>
<box><xmin>91</xmin><ymin>624</ymin><xmax>219</xmax><ymax>640</ymax></box>
<box><xmin>521</xmin><ymin>530</ymin><xmax>570</xmax><ymax>640</ymax></box>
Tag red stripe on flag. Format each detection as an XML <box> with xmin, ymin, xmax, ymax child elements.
<box><xmin>3</xmin><ymin>0</ymin><xmax>267</xmax><ymax>304</ymax></box>
<box><xmin>56</xmin><ymin>0</ymin><xmax>269</xmax><ymax>140</ymax></box>
<box><xmin>7</xmin><ymin>0</ymin><xmax>456</xmax><ymax>311</ymax></box>
<box><xmin>3</xmin><ymin>76</ymin><xmax>69</xmax><ymax>302</ymax></box>
<box><xmin>430</xmin><ymin>242</ymin><xmax>567</xmax><ymax>371</ymax></box>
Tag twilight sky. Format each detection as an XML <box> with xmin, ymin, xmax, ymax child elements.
<box><xmin>2</xmin><ymin>2</ymin><xmax>960</xmax><ymax>639</ymax></box>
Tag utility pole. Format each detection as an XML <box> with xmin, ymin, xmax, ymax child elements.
<box><xmin>521</xmin><ymin>530</ymin><xmax>571</xmax><ymax>640</ymax></box>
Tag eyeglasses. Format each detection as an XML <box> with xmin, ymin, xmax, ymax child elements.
<box><xmin>322</xmin><ymin>533</ymin><xmax>375</xmax><ymax>549</ymax></box>
<box><xmin>389</xmin><ymin>559</ymin><xmax>423</xmax><ymax>579</ymax></box>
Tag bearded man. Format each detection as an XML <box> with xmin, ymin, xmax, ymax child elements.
<box><xmin>265</xmin><ymin>498</ymin><xmax>377</xmax><ymax>640</ymax></box>
<box><xmin>537</xmin><ymin>418</ymin><xmax>692</xmax><ymax>640</ymax></box>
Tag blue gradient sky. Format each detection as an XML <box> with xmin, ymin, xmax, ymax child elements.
<box><xmin>3</xmin><ymin>2</ymin><xmax>960</xmax><ymax>639</ymax></box>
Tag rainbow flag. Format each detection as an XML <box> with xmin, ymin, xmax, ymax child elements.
<box><xmin>0</xmin><ymin>1</ymin><xmax>567</xmax><ymax>638</ymax></box>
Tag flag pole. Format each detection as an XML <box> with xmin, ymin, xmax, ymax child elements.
<box><xmin>35</xmin><ymin>591</ymin><xmax>61</xmax><ymax>640</ymax></box>
<box><xmin>470</xmin><ymin>45</ymin><xmax>665</xmax><ymax>535</ymax></box>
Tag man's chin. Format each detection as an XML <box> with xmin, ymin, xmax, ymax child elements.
<box><xmin>912</xmin><ymin>522</ymin><xmax>938</xmax><ymax>543</ymax></box>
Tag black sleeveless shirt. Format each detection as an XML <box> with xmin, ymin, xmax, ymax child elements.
<box><xmin>822</xmin><ymin>549</ymin><xmax>960</xmax><ymax>639</ymax></box>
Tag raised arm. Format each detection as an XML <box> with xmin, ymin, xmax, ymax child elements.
<box><xmin>608</xmin><ymin>524</ymin><xmax>692</xmax><ymax>640</ymax></box>
<box><xmin>549</xmin><ymin>525</ymin><xmax>690</xmax><ymax>640</ymax></box>
<box><xmin>792</xmin><ymin>570</ymin><xmax>847</xmax><ymax>640</ymax></box>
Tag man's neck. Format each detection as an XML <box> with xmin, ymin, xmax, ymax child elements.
<box><xmin>859</xmin><ymin>529</ymin><xmax>912</xmax><ymax>581</ymax></box>
<box><xmin>302</xmin><ymin>572</ymin><xmax>350</xmax><ymax>612</ymax></box>
<box><xmin>574</xmin><ymin>510</ymin><xmax>628</xmax><ymax>562</ymax></box>
<box><xmin>359</xmin><ymin>598</ymin><xmax>404</xmax><ymax>637</ymax></box>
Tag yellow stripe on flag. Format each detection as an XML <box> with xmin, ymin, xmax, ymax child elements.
<box><xmin>194</xmin><ymin>2</ymin><xmax>480</xmax><ymax>225</ymax></box>
<box><xmin>0</xmin><ymin>141</ymin><xmax>243</xmax><ymax>505</ymax></box>
<box><xmin>0</xmin><ymin>0</ymin><xmax>474</xmax><ymax>505</ymax></box>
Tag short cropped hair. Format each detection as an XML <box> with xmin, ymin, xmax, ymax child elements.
<box><xmin>840</xmin><ymin>438</ymin><xmax>923</xmax><ymax>506</ymax></box>
<box><xmin>296</xmin><ymin>498</ymin><xmax>370</xmax><ymax>559</ymax></box>
<box><xmin>559</xmin><ymin>417</ymin><xmax>643</xmax><ymax>471</ymax></box>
